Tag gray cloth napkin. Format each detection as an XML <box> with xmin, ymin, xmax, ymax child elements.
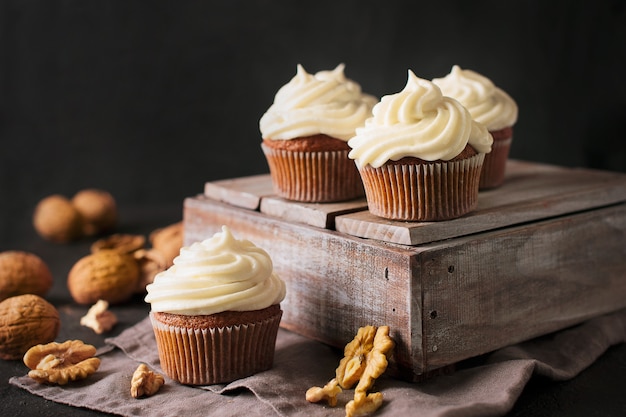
<box><xmin>11</xmin><ymin>308</ymin><xmax>626</xmax><ymax>417</ymax></box>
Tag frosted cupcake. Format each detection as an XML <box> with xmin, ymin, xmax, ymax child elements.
<box><xmin>348</xmin><ymin>70</ymin><xmax>493</xmax><ymax>221</ymax></box>
<box><xmin>433</xmin><ymin>65</ymin><xmax>518</xmax><ymax>189</ymax></box>
<box><xmin>145</xmin><ymin>226</ymin><xmax>286</xmax><ymax>385</ymax></box>
<box><xmin>259</xmin><ymin>64</ymin><xmax>376</xmax><ymax>202</ymax></box>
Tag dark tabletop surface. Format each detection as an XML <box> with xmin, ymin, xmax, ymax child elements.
<box><xmin>1</xmin><ymin>203</ymin><xmax>625</xmax><ymax>417</ymax></box>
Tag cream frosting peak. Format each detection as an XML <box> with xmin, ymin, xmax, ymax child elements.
<box><xmin>348</xmin><ymin>70</ymin><xmax>493</xmax><ymax>168</ymax></box>
<box><xmin>145</xmin><ymin>226</ymin><xmax>286</xmax><ymax>315</ymax></box>
<box><xmin>432</xmin><ymin>65</ymin><xmax>518</xmax><ymax>131</ymax></box>
<box><xmin>259</xmin><ymin>64</ymin><xmax>376</xmax><ymax>141</ymax></box>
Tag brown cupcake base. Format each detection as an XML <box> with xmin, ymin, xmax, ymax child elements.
<box><xmin>261</xmin><ymin>142</ymin><xmax>364</xmax><ymax>203</ymax></box>
<box><xmin>150</xmin><ymin>305</ymin><xmax>282</xmax><ymax>385</ymax></box>
<box><xmin>358</xmin><ymin>153</ymin><xmax>485</xmax><ymax>221</ymax></box>
<box><xmin>479</xmin><ymin>126</ymin><xmax>514</xmax><ymax>190</ymax></box>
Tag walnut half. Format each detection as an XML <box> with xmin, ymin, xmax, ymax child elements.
<box><xmin>131</xmin><ymin>363</ymin><xmax>165</xmax><ymax>398</ymax></box>
<box><xmin>23</xmin><ymin>340</ymin><xmax>100</xmax><ymax>385</ymax></box>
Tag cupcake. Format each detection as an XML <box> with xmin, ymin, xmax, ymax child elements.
<box><xmin>144</xmin><ymin>226</ymin><xmax>286</xmax><ymax>385</ymax></box>
<box><xmin>348</xmin><ymin>70</ymin><xmax>493</xmax><ymax>222</ymax></box>
<box><xmin>433</xmin><ymin>65</ymin><xmax>518</xmax><ymax>189</ymax></box>
<box><xmin>259</xmin><ymin>64</ymin><xmax>376</xmax><ymax>202</ymax></box>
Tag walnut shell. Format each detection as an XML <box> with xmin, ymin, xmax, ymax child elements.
<box><xmin>71</xmin><ymin>189</ymin><xmax>117</xmax><ymax>236</ymax></box>
<box><xmin>133</xmin><ymin>249</ymin><xmax>167</xmax><ymax>294</ymax></box>
<box><xmin>91</xmin><ymin>234</ymin><xmax>146</xmax><ymax>255</ymax></box>
<box><xmin>67</xmin><ymin>249</ymin><xmax>140</xmax><ymax>305</ymax></box>
<box><xmin>0</xmin><ymin>294</ymin><xmax>61</xmax><ymax>360</ymax></box>
<box><xmin>33</xmin><ymin>194</ymin><xmax>83</xmax><ymax>242</ymax></box>
<box><xmin>0</xmin><ymin>251</ymin><xmax>53</xmax><ymax>302</ymax></box>
<box><xmin>149</xmin><ymin>221</ymin><xmax>183</xmax><ymax>267</ymax></box>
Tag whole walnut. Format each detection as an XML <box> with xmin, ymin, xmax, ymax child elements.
<box><xmin>71</xmin><ymin>189</ymin><xmax>117</xmax><ymax>236</ymax></box>
<box><xmin>33</xmin><ymin>194</ymin><xmax>83</xmax><ymax>242</ymax></box>
<box><xmin>67</xmin><ymin>249</ymin><xmax>140</xmax><ymax>305</ymax></box>
<box><xmin>150</xmin><ymin>222</ymin><xmax>183</xmax><ymax>267</ymax></box>
<box><xmin>0</xmin><ymin>294</ymin><xmax>61</xmax><ymax>360</ymax></box>
<box><xmin>0</xmin><ymin>251</ymin><xmax>53</xmax><ymax>302</ymax></box>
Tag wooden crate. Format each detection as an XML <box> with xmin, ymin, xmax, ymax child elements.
<box><xmin>184</xmin><ymin>160</ymin><xmax>626</xmax><ymax>381</ymax></box>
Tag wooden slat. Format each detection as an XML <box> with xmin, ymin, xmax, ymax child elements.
<box><xmin>204</xmin><ymin>174</ymin><xmax>274</xmax><ymax>210</ymax></box>
<box><xmin>259</xmin><ymin>196</ymin><xmax>368</xmax><ymax>229</ymax></box>
<box><xmin>335</xmin><ymin>160</ymin><xmax>626</xmax><ymax>245</ymax></box>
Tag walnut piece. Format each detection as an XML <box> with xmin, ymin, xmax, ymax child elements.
<box><xmin>345</xmin><ymin>391</ymin><xmax>384</xmax><ymax>417</ymax></box>
<box><xmin>305</xmin><ymin>378</ymin><xmax>342</xmax><ymax>407</ymax></box>
<box><xmin>23</xmin><ymin>340</ymin><xmax>100</xmax><ymax>385</ymax></box>
<box><xmin>307</xmin><ymin>325</ymin><xmax>394</xmax><ymax>417</ymax></box>
<box><xmin>130</xmin><ymin>363</ymin><xmax>165</xmax><ymax>398</ymax></box>
<box><xmin>336</xmin><ymin>325</ymin><xmax>377</xmax><ymax>389</ymax></box>
<box><xmin>354</xmin><ymin>326</ymin><xmax>394</xmax><ymax>394</ymax></box>
<box><xmin>80</xmin><ymin>300</ymin><xmax>118</xmax><ymax>334</ymax></box>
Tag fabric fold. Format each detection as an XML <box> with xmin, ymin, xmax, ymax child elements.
<box><xmin>10</xmin><ymin>308</ymin><xmax>626</xmax><ymax>417</ymax></box>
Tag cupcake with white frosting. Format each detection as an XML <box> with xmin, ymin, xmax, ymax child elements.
<box><xmin>259</xmin><ymin>64</ymin><xmax>376</xmax><ymax>202</ymax></box>
<box><xmin>145</xmin><ymin>226</ymin><xmax>286</xmax><ymax>385</ymax></box>
<box><xmin>433</xmin><ymin>65</ymin><xmax>518</xmax><ymax>189</ymax></box>
<box><xmin>348</xmin><ymin>70</ymin><xmax>493</xmax><ymax>221</ymax></box>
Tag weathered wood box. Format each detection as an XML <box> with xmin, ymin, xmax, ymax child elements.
<box><xmin>183</xmin><ymin>160</ymin><xmax>626</xmax><ymax>381</ymax></box>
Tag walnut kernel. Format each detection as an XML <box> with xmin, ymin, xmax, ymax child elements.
<box><xmin>307</xmin><ymin>325</ymin><xmax>394</xmax><ymax>417</ymax></box>
<box><xmin>23</xmin><ymin>340</ymin><xmax>100</xmax><ymax>384</ymax></box>
<box><xmin>131</xmin><ymin>363</ymin><xmax>165</xmax><ymax>398</ymax></box>
<box><xmin>305</xmin><ymin>378</ymin><xmax>342</xmax><ymax>407</ymax></box>
<box><xmin>346</xmin><ymin>391</ymin><xmax>384</xmax><ymax>417</ymax></box>
<box><xmin>354</xmin><ymin>326</ymin><xmax>394</xmax><ymax>394</ymax></box>
<box><xmin>0</xmin><ymin>251</ymin><xmax>53</xmax><ymax>302</ymax></box>
<box><xmin>336</xmin><ymin>326</ymin><xmax>377</xmax><ymax>389</ymax></box>
<box><xmin>80</xmin><ymin>300</ymin><xmax>117</xmax><ymax>334</ymax></box>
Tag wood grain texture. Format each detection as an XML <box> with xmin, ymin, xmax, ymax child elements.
<box><xmin>335</xmin><ymin>160</ymin><xmax>626</xmax><ymax>245</ymax></box>
<box><xmin>204</xmin><ymin>174</ymin><xmax>274</xmax><ymax>210</ymax></box>
<box><xmin>417</xmin><ymin>204</ymin><xmax>626</xmax><ymax>370</ymax></box>
<box><xmin>185</xmin><ymin>160</ymin><xmax>626</xmax><ymax>380</ymax></box>
<box><xmin>260</xmin><ymin>196</ymin><xmax>367</xmax><ymax>229</ymax></box>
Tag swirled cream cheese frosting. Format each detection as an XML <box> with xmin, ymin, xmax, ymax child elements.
<box><xmin>432</xmin><ymin>65</ymin><xmax>518</xmax><ymax>131</ymax></box>
<box><xmin>145</xmin><ymin>226</ymin><xmax>286</xmax><ymax>315</ymax></box>
<box><xmin>259</xmin><ymin>63</ymin><xmax>377</xmax><ymax>141</ymax></box>
<box><xmin>348</xmin><ymin>70</ymin><xmax>493</xmax><ymax>168</ymax></box>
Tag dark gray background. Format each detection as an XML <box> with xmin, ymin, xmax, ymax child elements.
<box><xmin>1</xmin><ymin>0</ymin><xmax>625</xmax><ymax>246</ymax></box>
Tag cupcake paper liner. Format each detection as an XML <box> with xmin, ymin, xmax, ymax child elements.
<box><xmin>261</xmin><ymin>143</ymin><xmax>364</xmax><ymax>202</ymax></box>
<box><xmin>150</xmin><ymin>310</ymin><xmax>282</xmax><ymax>385</ymax></box>
<box><xmin>358</xmin><ymin>153</ymin><xmax>485</xmax><ymax>221</ymax></box>
<box><xmin>479</xmin><ymin>135</ymin><xmax>513</xmax><ymax>190</ymax></box>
